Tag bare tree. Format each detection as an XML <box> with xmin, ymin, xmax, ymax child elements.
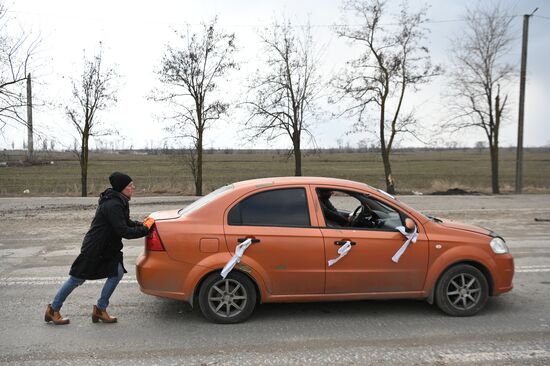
<box><xmin>244</xmin><ymin>19</ymin><xmax>322</xmax><ymax>176</ymax></box>
<box><xmin>445</xmin><ymin>3</ymin><xmax>514</xmax><ymax>194</ymax></box>
<box><xmin>155</xmin><ymin>19</ymin><xmax>237</xmax><ymax>195</ymax></box>
<box><xmin>0</xmin><ymin>2</ymin><xmax>39</xmax><ymax>132</ymax></box>
<box><xmin>66</xmin><ymin>46</ymin><xmax>118</xmax><ymax>197</ymax></box>
<box><xmin>333</xmin><ymin>0</ymin><xmax>439</xmax><ymax>194</ymax></box>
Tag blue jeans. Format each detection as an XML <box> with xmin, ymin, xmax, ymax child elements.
<box><xmin>51</xmin><ymin>263</ymin><xmax>125</xmax><ymax>311</ymax></box>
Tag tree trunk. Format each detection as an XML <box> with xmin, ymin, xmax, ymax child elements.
<box><xmin>26</xmin><ymin>73</ymin><xmax>34</xmax><ymax>163</ymax></box>
<box><xmin>80</xmin><ymin>133</ymin><xmax>89</xmax><ymax>197</ymax></box>
<box><xmin>381</xmin><ymin>145</ymin><xmax>395</xmax><ymax>194</ymax></box>
<box><xmin>81</xmin><ymin>164</ymin><xmax>87</xmax><ymax>197</ymax></box>
<box><xmin>293</xmin><ymin>134</ymin><xmax>302</xmax><ymax>176</ymax></box>
<box><xmin>195</xmin><ymin>130</ymin><xmax>203</xmax><ymax>196</ymax></box>
<box><xmin>491</xmin><ymin>92</ymin><xmax>501</xmax><ymax>194</ymax></box>
<box><xmin>379</xmin><ymin>98</ymin><xmax>395</xmax><ymax>194</ymax></box>
<box><xmin>490</xmin><ymin>144</ymin><xmax>499</xmax><ymax>194</ymax></box>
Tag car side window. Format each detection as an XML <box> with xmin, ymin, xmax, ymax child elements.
<box><xmin>316</xmin><ymin>188</ymin><xmax>403</xmax><ymax>231</ymax></box>
<box><xmin>361</xmin><ymin>196</ymin><xmax>403</xmax><ymax>231</ymax></box>
<box><xmin>228</xmin><ymin>188</ymin><xmax>311</xmax><ymax>227</ymax></box>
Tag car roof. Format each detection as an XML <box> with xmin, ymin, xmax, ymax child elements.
<box><xmin>232</xmin><ymin>176</ymin><xmax>371</xmax><ymax>190</ymax></box>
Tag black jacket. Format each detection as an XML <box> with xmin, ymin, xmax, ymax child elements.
<box><xmin>69</xmin><ymin>188</ymin><xmax>149</xmax><ymax>280</ymax></box>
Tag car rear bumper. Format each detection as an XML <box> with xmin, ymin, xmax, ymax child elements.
<box><xmin>136</xmin><ymin>251</ymin><xmax>191</xmax><ymax>302</ymax></box>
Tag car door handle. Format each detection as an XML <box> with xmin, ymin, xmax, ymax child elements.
<box><xmin>238</xmin><ymin>238</ymin><xmax>261</xmax><ymax>244</ymax></box>
<box><xmin>335</xmin><ymin>240</ymin><xmax>356</xmax><ymax>246</ymax></box>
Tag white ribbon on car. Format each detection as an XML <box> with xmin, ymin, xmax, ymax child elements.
<box><xmin>221</xmin><ymin>238</ymin><xmax>253</xmax><ymax>279</ymax></box>
<box><xmin>392</xmin><ymin>226</ymin><xmax>418</xmax><ymax>263</ymax></box>
<box><xmin>328</xmin><ymin>241</ymin><xmax>352</xmax><ymax>267</ymax></box>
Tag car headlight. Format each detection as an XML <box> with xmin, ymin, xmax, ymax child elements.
<box><xmin>490</xmin><ymin>237</ymin><xmax>509</xmax><ymax>254</ymax></box>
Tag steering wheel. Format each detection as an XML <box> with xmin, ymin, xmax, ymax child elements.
<box><xmin>350</xmin><ymin>204</ymin><xmax>382</xmax><ymax>228</ymax></box>
<box><xmin>349</xmin><ymin>205</ymin><xmax>364</xmax><ymax>227</ymax></box>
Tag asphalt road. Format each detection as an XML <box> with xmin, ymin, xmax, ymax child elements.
<box><xmin>0</xmin><ymin>194</ymin><xmax>549</xmax><ymax>365</ymax></box>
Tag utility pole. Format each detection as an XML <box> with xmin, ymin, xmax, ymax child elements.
<box><xmin>26</xmin><ymin>73</ymin><xmax>34</xmax><ymax>162</ymax></box>
<box><xmin>515</xmin><ymin>9</ymin><xmax>537</xmax><ymax>194</ymax></box>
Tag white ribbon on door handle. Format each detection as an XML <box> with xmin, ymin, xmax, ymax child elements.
<box><xmin>328</xmin><ymin>241</ymin><xmax>352</xmax><ymax>267</ymax></box>
<box><xmin>392</xmin><ymin>226</ymin><xmax>418</xmax><ymax>263</ymax></box>
<box><xmin>221</xmin><ymin>238</ymin><xmax>253</xmax><ymax>279</ymax></box>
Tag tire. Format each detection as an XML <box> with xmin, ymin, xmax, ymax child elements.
<box><xmin>198</xmin><ymin>271</ymin><xmax>256</xmax><ymax>324</ymax></box>
<box><xmin>435</xmin><ymin>264</ymin><xmax>489</xmax><ymax>317</ymax></box>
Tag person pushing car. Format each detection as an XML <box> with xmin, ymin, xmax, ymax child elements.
<box><xmin>44</xmin><ymin>172</ymin><xmax>155</xmax><ymax>325</ymax></box>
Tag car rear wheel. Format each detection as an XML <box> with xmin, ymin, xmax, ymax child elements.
<box><xmin>435</xmin><ymin>264</ymin><xmax>489</xmax><ymax>316</ymax></box>
<box><xmin>198</xmin><ymin>271</ymin><xmax>256</xmax><ymax>324</ymax></box>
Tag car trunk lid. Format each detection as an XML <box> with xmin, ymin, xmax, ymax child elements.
<box><xmin>147</xmin><ymin>210</ymin><xmax>181</xmax><ymax>221</ymax></box>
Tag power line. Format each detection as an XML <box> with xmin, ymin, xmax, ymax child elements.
<box><xmin>4</xmin><ymin>9</ymin><xmax>534</xmax><ymax>28</ymax></box>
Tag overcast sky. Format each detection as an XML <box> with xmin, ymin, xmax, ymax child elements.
<box><xmin>2</xmin><ymin>0</ymin><xmax>549</xmax><ymax>150</ymax></box>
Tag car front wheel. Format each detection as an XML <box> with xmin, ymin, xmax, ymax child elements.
<box><xmin>198</xmin><ymin>271</ymin><xmax>256</xmax><ymax>324</ymax></box>
<box><xmin>435</xmin><ymin>264</ymin><xmax>489</xmax><ymax>316</ymax></box>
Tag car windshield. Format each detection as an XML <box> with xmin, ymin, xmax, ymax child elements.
<box><xmin>369</xmin><ymin>186</ymin><xmax>428</xmax><ymax>221</ymax></box>
<box><xmin>178</xmin><ymin>184</ymin><xmax>234</xmax><ymax>216</ymax></box>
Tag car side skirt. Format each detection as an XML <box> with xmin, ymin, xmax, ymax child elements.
<box><xmin>261</xmin><ymin>291</ymin><xmax>427</xmax><ymax>303</ymax></box>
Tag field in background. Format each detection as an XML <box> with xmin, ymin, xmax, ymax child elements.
<box><xmin>0</xmin><ymin>148</ymin><xmax>549</xmax><ymax>196</ymax></box>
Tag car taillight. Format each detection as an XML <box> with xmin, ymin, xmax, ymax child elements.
<box><xmin>146</xmin><ymin>225</ymin><xmax>165</xmax><ymax>251</ymax></box>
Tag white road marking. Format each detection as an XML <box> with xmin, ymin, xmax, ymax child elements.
<box><xmin>516</xmin><ymin>265</ymin><xmax>550</xmax><ymax>273</ymax></box>
<box><xmin>438</xmin><ymin>349</ymin><xmax>550</xmax><ymax>363</ymax></box>
<box><xmin>516</xmin><ymin>269</ymin><xmax>550</xmax><ymax>273</ymax></box>
<box><xmin>516</xmin><ymin>265</ymin><xmax>550</xmax><ymax>268</ymax></box>
<box><xmin>0</xmin><ymin>276</ymin><xmax>137</xmax><ymax>286</ymax></box>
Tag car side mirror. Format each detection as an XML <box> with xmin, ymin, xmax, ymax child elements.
<box><xmin>404</xmin><ymin>218</ymin><xmax>416</xmax><ymax>233</ymax></box>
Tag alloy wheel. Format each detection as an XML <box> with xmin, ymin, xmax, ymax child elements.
<box><xmin>446</xmin><ymin>273</ymin><xmax>482</xmax><ymax>311</ymax></box>
<box><xmin>207</xmin><ymin>278</ymin><xmax>248</xmax><ymax>318</ymax></box>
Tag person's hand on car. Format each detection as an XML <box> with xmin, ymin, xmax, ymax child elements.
<box><xmin>143</xmin><ymin>217</ymin><xmax>155</xmax><ymax>231</ymax></box>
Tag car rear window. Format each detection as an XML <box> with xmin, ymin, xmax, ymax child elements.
<box><xmin>228</xmin><ymin>188</ymin><xmax>310</xmax><ymax>227</ymax></box>
<box><xmin>178</xmin><ymin>184</ymin><xmax>234</xmax><ymax>216</ymax></box>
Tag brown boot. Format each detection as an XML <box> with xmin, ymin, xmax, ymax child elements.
<box><xmin>92</xmin><ymin>305</ymin><xmax>117</xmax><ymax>323</ymax></box>
<box><xmin>44</xmin><ymin>304</ymin><xmax>70</xmax><ymax>325</ymax></box>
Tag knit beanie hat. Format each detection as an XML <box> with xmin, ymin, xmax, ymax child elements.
<box><xmin>109</xmin><ymin>172</ymin><xmax>132</xmax><ymax>192</ymax></box>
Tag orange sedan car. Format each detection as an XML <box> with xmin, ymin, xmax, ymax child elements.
<box><xmin>136</xmin><ymin>177</ymin><xmax>514</xmax><ymax>323</ymax></box>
